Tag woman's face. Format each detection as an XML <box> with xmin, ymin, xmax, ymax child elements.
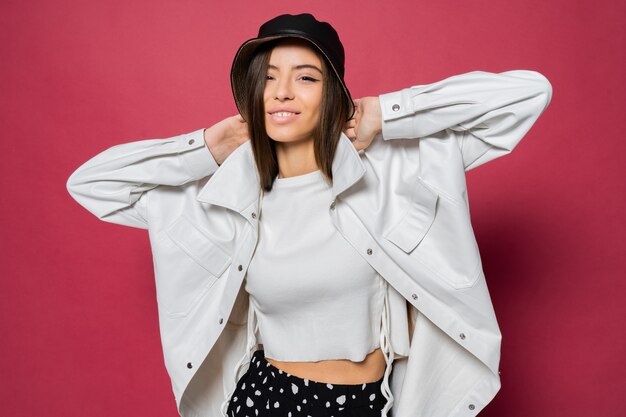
<box><xmin>264</xmin><ymin>39</ymin><xmax>324</xmax><ymax>145</ymax></box>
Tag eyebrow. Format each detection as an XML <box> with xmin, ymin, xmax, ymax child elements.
<box><xmin>267</xmin><ymin>64</ymin><xmax>323</xmax><ymax>75</ymax></box>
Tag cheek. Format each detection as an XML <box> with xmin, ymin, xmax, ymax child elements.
<box><xmin>263</xmin><ymin>94</ymin><xmax>270</xmax><ymax>111</ymax></box>
<box><xmin>307</xmin><ymin>91</ymin><xmax>323</xmax><ymax>119</ymax></box>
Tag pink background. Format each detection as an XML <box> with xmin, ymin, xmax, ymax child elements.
<box><xmin>1</xmin><ymin>0</ymin><xmax>624</xmax><ymax>416</ymax></box>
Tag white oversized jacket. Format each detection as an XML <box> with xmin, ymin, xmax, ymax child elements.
<box><xmin>66</xmin><ymin>70</ymin><xmax>552</xmax><ymax>417</ymax></box>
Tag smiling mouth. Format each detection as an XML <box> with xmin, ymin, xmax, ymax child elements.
<box><xmin>268</xmin><ymin>112</ymin><xmax>300</xmax><ymax>124</ymax></box>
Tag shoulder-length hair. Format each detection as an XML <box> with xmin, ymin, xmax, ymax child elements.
<box><xmin>235</xmin><ymin>39</ymin><xmax>353</xmax><ymax>192</ymax></box>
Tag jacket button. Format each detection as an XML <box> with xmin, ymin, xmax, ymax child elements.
<box><xmin>219</xmin><ymin>317</ymin><xmax>224</xmax><ymax>324</ymax></box>
<box><xmin>367</xmin><ymin>248</ymin><xmax>373</xmax><ymax>255</ymax></box>
<box><xmin>392</xmin><ymin>104</ymin><xmax>400</xmax><ymax>112</ymax></box>
<box><xmin>459</xmin><ymin>333</ymin><xmax>466</xmax><ymax>340</ymax></box>
<box><xmin>251</xmin><ymin>212</ymin><xmax>256</xmax><ymax>219</ymax></box>
<box><xmin>238</xmin><ymin>265</ymin><xmax>243</xmax><ymax>271</ymax></box>
<box><xmin>411</xmin><ymin>293</ymin><xmax>418</xmax><ymax>300</ymax></box>
<box><xmin>468</xmin><ymin>404</ymin><xmax>475</xmax><ymax>410</ymax></box>
<box><xmin>188</xmin><ymin>139</ymin><xmax>195</xmax><ymax>145</ymax></box>
<box><xmin>187</xmin><ymin>362</ymin><xmax>193</xmax><ymax>369</ymax></box>
<box><xmin>330</xmin><ymin>201</ymin><xmax>336</xmax><ymax>210</ymax></box>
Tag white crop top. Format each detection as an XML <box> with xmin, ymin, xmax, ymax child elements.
<box><xmin>247</xmin><ymin>169</ymin><xmax>385</xmax><ymax>362</ymax></box>
<box><xmin>220</xmin><ymin>169</ymin><xmax>408</xmax><ymax>416</ymax></box>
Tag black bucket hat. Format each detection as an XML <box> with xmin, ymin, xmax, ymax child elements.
<box><xmin>230</xmin><ymin>13</ymin><xmax>354</xmax><ymax>121</ymax></box>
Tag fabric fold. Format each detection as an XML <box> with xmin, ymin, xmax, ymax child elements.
<box><xmin>219</xmin><ymin>299</ymin><xmax>259</xmax><ymax>416</ymax></box>
<box><xmin>380</xmin><ymin>279</ymin><xmax>395</xmax><ymax>416</ymax></box>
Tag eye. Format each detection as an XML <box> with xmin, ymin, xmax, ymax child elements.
<box><xmin>265</xmin><ymin>75</ymin><xmax>275</xmax><ymax>80</ymax></box>
<box><xmin>299</xmin><ymin>76</ymin><xmax>319</xmax><ymax>82</ymax></box>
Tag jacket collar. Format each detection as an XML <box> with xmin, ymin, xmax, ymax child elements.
<box><xmin>196</xmin><ymin>132</ymin><xmax>366</xmax><ymax>214</ymax></box>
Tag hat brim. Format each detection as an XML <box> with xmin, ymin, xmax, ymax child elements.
<box><xmin>230</xmin><ymin>34</ymin><xmax>354</xmax><ymax>121</ymax></box>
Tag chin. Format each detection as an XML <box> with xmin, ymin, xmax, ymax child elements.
<box><xmin>266</xmin><ymin>129</ymin><xmax>311</xmax><ymax>144</ymax></box>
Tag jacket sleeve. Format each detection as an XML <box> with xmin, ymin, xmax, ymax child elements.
<box><xmin>378</xmin><ymin>70</ymin><xmax>553</xmax><ymax>170</ymax></box>
<box><xmin>66</xmin><ymin>128</ymin><xmax>219</xmax><ymax>229</ymax></box>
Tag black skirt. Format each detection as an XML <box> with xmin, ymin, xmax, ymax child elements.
<box><xmin>226</xmin><ymin>349</ymin><xmax>388</xmax><ymax>417</ymax></box>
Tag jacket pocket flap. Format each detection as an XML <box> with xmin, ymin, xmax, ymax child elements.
<box><xmin>166</xmin><ymin>216</ymin><xmax>231</xmax><ymax>277</ymax></box>
<box><xmin>384</xmin><ymin>178</ymin><xmax>439</xmax><ymax>254</ymax></box>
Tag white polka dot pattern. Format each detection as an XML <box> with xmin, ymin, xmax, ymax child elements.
<box><xmin>226</xmin><ymin>350</ymin><xmax>389</xmax><ymax>416</ymax></box>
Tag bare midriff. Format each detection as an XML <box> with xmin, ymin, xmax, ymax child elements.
<box><xmin>265</xmin><ymin>347</ymin><xmax>386</xmax><ymax>384</ymax></box>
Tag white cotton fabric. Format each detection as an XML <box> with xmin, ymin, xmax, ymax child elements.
<box><xmin>246</xmin><ymin>169</ymin><xmax>384</xmax><ymax>361</ymax></box>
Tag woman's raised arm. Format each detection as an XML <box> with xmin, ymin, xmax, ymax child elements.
<box><xmin>378</xmin><ymin>70</ymin><xmax>553</xmax><ymax>170</ymax></box>
<box><xmin>66</xmin><ymin>114</ymin><xmax>249</xmax><ymax>229</ymax></box>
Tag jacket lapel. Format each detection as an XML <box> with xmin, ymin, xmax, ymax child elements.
<box><xmin>196</xmin><ymin>132</ymin><xmax>367</xmax><ymax>214</ymax></box>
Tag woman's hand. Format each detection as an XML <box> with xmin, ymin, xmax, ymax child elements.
<box><xmin>343</xmin><ymin>97</ymin><xmax>382</xmax><ymax>151</ymax></box>
<box><xmin>203</xmin><ymin>114</ymin><xmax>250</xmax><ymax>166</ymax></box>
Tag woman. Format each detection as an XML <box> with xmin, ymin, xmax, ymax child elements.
<box><xmin>67</xmin><ymin>13</ymin><xmax>552</xmax><ymax>417</ymax></box>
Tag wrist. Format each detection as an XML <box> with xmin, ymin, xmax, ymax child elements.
<box><xmin>371</xmin><ymin>97</ymin><xmax>382</xmax><ymax>135</ymax></box>
<box><xmin>203</xmin><ymin>127</ymin><xmax>221</xmax><ymax>166</ymax></box>
<box><xmin>203</xmin><ymin>127</ymin><xmax>212</xmax><ymax>147</ymax></box>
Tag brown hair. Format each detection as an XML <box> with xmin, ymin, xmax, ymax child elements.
<box><xmin>236</xmin><ymin>38</ymin><xmax>353</xmax><ymax>192</ymax></box>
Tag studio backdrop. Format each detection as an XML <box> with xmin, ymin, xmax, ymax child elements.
<box><xmin>1</xmin><ymin>1</ymin><xmax>624</xmax><ymax>416</ymax></box>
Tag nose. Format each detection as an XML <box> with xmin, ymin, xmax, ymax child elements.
<box><xmin>273</xmin><ymin>77</ymin><xmax>294</xmax><ymax>101</ymax></box>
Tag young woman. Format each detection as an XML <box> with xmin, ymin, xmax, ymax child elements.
<box><xmin>67</xmin><ymin>13</ymin><xmax>552</xmax><ymax>417</ymax></box>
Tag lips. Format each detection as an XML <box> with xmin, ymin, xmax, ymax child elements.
<box><xmin>272</xmin><ymin>111</ymin><xmax>297</xmax><ymax>117</ymax></box>
<box><xmin>267</xmin><ymin>109</ymin><xmax>301</xmax><ymax>124</ymax></box>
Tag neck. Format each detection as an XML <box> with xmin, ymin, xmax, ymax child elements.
<box><xmin>275</xmin><ymin>137</ymin><xmax>319</xmax><ymax>179</ymax></box>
